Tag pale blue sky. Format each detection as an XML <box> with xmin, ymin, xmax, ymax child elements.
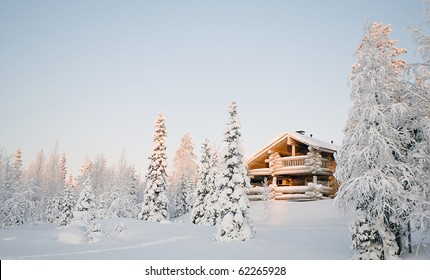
<box><xmin>0</xmin><ymin>0</ymin><xmax>426</xmax><ymax>175</ymax></box>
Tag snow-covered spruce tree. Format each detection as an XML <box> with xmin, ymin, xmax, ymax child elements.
<box><xmin>191</xmin><ymin>139</ymin><xmax>220</xmax><ymax>225</ymax></box>
<box><xmin>349</xmin><ymin>213</ymin><xmax>384</xmax><ymax>260</ymax></box>
<box><xmin>215</xmin><ymin>101</ymin><xmax>254</xmax><ymax>242</ymax></box>
<box><xmin>334</xmin><ymin>22</ymin><xmax>421</xmax><ymax>259</ymax></box>
<box><xmin>25</xmin><ymin>150</ymin><xmax>47</xmax><ymax>222</ymax></box>
<box><xmin>46</xmin><ymin>191</ymin><xmax>63</xmax><ymax>224</ymax></box>
<box><xmin>171</xmin><ymin>173</ymin><xmax>191</xmax><ymax>218</ymax></box>
<box><xmin>58</xmin><ymin>177</ymin><xmax>76</xmax><ymax>226</ymax></box>
<box><xmin>60</xmin><ymin>153</ymin><xmax>67</xmax><ymax>182</ymax></box>
<box><xmin>13</xmin><ymin>148</ymin><xmax>23</xmax><ymax>187</ymax></box>
<box><xmin>0</xmin><ymin>149</ymin><xmax>39</xmax><ymax>228</ymax></box>
<box><xmin>2</xmin><ymin>183</ymin><xmax>39</xmax><ymax>227</ymax></box>
<box><xmin>90</xmin><ymin>154</ymin><xmax>114</xmax><ymax>219</ymax></box>
<box><xmin>45</xmin><ymin>144</ymin><xmax>64</xmax><ymax>200</ymax></box>
<box><xmin>169</xmin><ymin>133</ymin><xmax>198</xmax><ymax>218</ymax></box>
<box><xmin>0</xmin><ymin>149</ymin><xmax>10</xmax><ymax>227</ymax></box>
<box><xmin>72</xmin><ymin>175</ymin><xmax>97</xmax><ymax>228</ymax></box>
<box><xmin>108</xmin><ymin>167</ymin><xmax>139</xmax><ymax>218</ymax></box>
<box><xmin>138</xmin><ymin>113</ymin><xmax>169</xmax><ymax>222</ymax></box>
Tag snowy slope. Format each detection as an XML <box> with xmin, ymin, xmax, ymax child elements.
<box><xmin>0</xmin><ymin>199</ymin><xmax>428</xmax><ymax>260</ymax></box>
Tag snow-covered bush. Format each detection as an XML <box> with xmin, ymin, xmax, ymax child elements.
<box><xmin>350</xmin><ymin>214</ymin><xmax>384</xmax><ymax>260</ymax></box>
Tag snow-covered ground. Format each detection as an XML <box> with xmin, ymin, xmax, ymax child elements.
<box><xmin>0</xmin><ymin>199</ymin><xmax>429</xmax><ymax>260</ymax></box>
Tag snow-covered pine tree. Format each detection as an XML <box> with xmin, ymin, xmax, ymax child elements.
<box><xmin>138</xmin><ymin>113</ymin><xmax>169</xmax><ymax>222</ymax></box>
<box><xmin>171</xmin><ymin>172</ymin><xmax>191</xmax><ymax>218</ymax></box>
<box><xmin>191</xmin><ymin>139</ymin><xmax>220</xmax><ymax>225</ymax></box>
<box><xmin>2</xmin><ymin>151</ymin><xmax>14</xmax><ymax>193</ymax></box>
<box><xmin>108</xmin><ymin>167</ymin><xmax>139</xmax><ymax>218</ymax></box>
<box><xmin>13</xmin><ymin>148</ymin><xmax>23</xmax><ymax>187</ymax></box>
<box><xmin>45</xmin><ymin>144</ymin><xmax>64</xmax><ymax>200</ymax></box>
<box><xmin>349</xmin><ymin>213</ymin><xmax>384</xmax><ymax>260</ymax></box>
<box><xmin>91</xmin><ymin>154</ymin><xmax>113</xmax><ymax>219</ymax></box>
<box><xmin>0</xmin><ymin>149</ymin><xmax>11</xmax><ymax>227</ymax></box>
<box><xmin>215</xmin><ymin>101</ymin><xmax>254</xmax><ymax>242</ymax></box>
<box><xmin>46</xmin><ymin>191</ymin><xmax>63</xmax><ymax>224</ymax></box>
<box><xmin>334</xmin><ymin>22</ymin><xmax>421</xmax><ymax>259</ymax></box>
<box><xmin>1</xmin><ymin>183</ymin><xmax>38</xmax><ymax>227</ymax></box>
<box><xmin>25</xmin><ymin>150</ymin><xmax>47</xmax><ymax>222</ymax></box>
<box><xmin>60</xmin><ymin>153</ymin><xmax>67</xmax><ymax>183</ymax></box>
<box><xmin>58</xmin><ymin>176</ymin><xmax>75</xmax><ymax>226</ymax></box>
<box><xmin>0</xmin><ymin>149</ymin><xmax>39</xmax><ymax>228</ymax></box>
<box><xmin>207</xmin><ymin>146</ymin><xmax>221</xmax><ymax>225</ymax></box>
<box><xmin>169</xmin><ymin>133</ymin><xmax>198</xmax><ymax>218</ymax></box>
<box><xmin>72</xmin><ymin>175</ymin><xmax>97</xmax><ymax>227</ymax></box>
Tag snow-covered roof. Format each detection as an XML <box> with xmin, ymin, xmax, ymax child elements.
<box><xmin>287</xmin><ymin>131</ymin><xmax>337</xmax><ymax>152</ymax></box>
<box><xmin>246</xmin><ymin>132</ymin><xmax>337</xmax><ymax>166</ymax></box>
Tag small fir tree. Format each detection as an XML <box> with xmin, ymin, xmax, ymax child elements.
<box><xmin>58</xmin><ymin>177</ymin><xmax>75</xmax><ymax>226</ymax></box>
<box><xmin>191</xmin><ymin>139</ymin><xmax>220</xmax><ymax>225</ymax></box>
<box><xmin>72</xmin><ymin>176</ymin><xmax>97</xmax><ymax>227</ymax></box>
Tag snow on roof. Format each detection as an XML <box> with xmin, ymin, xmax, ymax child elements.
<box><xmin>246</xmin><ymin>131</ymin><xmax>337</xmax><ymax>164</ymax></box>
<box><xmin>288</xmin><ymin>131</ymin><xmax>337</xmax><ymax>152</ymax></box>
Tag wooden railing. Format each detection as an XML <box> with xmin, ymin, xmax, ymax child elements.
<box><xmin>278</xmin><ymin>155</ymin><xmax>309</xmax><ymax>167</ymax></box>
<box><xmin>321</xmin><ymin>158</ymin><xmax>329</xmax><ymax>169</ymax></box>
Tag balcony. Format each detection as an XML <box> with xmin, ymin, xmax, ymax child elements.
<box><xmin>248</xmin><ymin>155</ymin><xmax>333</xmax><ymax>177</ymax></box>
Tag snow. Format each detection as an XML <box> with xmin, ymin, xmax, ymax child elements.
<box><xmin>246</xmin><ymin>131</ymin><xmax>337</xmax><ymax>165</ymax></box>
<box><xmin>0</xmin><ymin>199</ymin><xmax>429</xmax><ymax>260</ymax></box>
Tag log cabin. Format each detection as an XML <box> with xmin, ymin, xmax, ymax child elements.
<box><xmin>246</xmin><ymin>131</ymin><xmax>338</xmax><ymax>200</ymax></box>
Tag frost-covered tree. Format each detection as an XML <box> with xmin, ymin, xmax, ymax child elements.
<box><xmin>45</xmin><ymin>143</ymin><xmax>64</xmax><ymax>198</ymax></box>
<box><xmin>191</xmin><ymin>139</ymin><xmax>220</xmax><ymax>225</ymax></box>
<box><xmin>60</xmin><ymin>153</ymin><xmax>67</xmax><ymax>183</ymax></box>
<box><xmin>72</xmin><ymin>175</ymin><xmax>97</xmax><ymax>227</ymax></box>
<box><xmin>138</xmin><ymin>113</ymin><xmax>169</xmax><ymax>222</ymax></box>
<box><xmin>0</xmin><ymin>149</ymin><xmax>11</xmax><ymax>226</ymax></box>
<box><xmin>334</xmin><ymin>22</ymin><xmax>422</xmax><ymax>259</ymax></box>
<box><xmin>23</xmin><ymin>150</ymin><xmax>47</xmax><ymax>222</ymax></box>
<box><xmin>260</xmin><ymin>177</ymin><xmax>272</xmax><ymax>223</ymax></box>
<box><xmin>349</xmin><ymin>214</ymin><xmax>384</xmax><ymax>260</ymax></box>
<box><xmin>1</xmin><ymin>183</ymin><xmax>39</xmax><ymax>227</ymax></box>
<box><xmin>90</xmin><ymin>154</ymin><xmax>113</xmax><ymax>218</ymax></box>
<box><xmin>108</xmin><ymin>167</ymin><xmax>139</xmax><ymax>218</ymax></box>
<box><xmin>13</xmin><ymin>148</ymin><xmax>23</xmax><ymax>187</ymax></box>
<box><xmin>46</xmin><ymin>191</ymin><xmax>63</xmax><ymax>224</ymax></box>
<box><xmin>170</xmin><ymin>133</ymin><xmax>198</xmax><ymax>218</ymax></box>
<box><xmin>56</xmin><ymin>178</ymin><xmax>75</xmax><ymax>226</ymax></box>
<box><xmin>0</xmin><ymin>150</ymin><xmax>13</xmax><ymax>197</ymax></box>
<box><xmin>26</xmin><ymin>150</ymin><xmax>46</xmax><ymax>191</ymax></box>
<box><xmin>171</xmin><ymin>173</ymin><xmax>191</xmax><ymax>218</ymax></box>
<box><xmin>215</xmin><ymin>101</ymin><xmax>254</xmax><ymax>242</ymax></box>
<box><xmin>407</xmin><ymin>4</ymin><xmax>430</xmax><ymax>238</ymax></box>
<box><xmin>1</xmin><ymin>151</ymin><xmax>14</xmax><ymax>193</ymax></box>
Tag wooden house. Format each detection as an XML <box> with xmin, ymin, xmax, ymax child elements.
<box><xmin>246</xmin><ymin>131</ymin><xmax>338</xmax><ymax>200</ymax></box>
